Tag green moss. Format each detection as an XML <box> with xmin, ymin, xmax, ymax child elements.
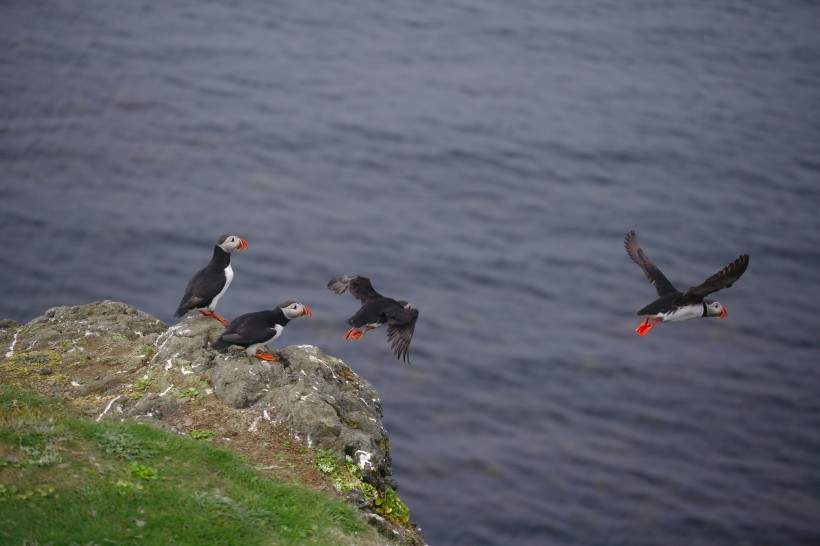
<box><xmin>313</xmin><ymin>449</ymin><xmax>410</xmax><ymax>525</ymax></box>
<box><xmin>9</xmin><ymin>350</ymin><xmax>62</xmax><ymax>368</ymax></box>
<box><xmin>374</xmin><ymin>487</ymin><xmax>410</xmax><ymax>525</ymax></box>
<box><xmin>4</xmin><ymin>351</ymin><xmax>70</xmax><ymax>384</ymax></box>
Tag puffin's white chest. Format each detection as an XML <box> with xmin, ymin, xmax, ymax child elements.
<box><xmin>658</xmin><ymin>304</ymin><xmax>703</xmax><ymax>323</ymax></box>
<box><xmin>244</xmin><ymin>324</ymin><xmax>284</xmax><ymax>357</ymax></box>
<box><xmin>208</xmin><ymin>264</ymin><xmax>233</xmax><ymax>310</ymax></box>
<box><xmin>266</xmin><ymin>323</ymin><xmax>284</xmax><ymax>343</ymax></box>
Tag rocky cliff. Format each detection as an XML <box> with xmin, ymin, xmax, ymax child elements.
<box><xmin>0</xmin><ymin>300</ymin><xmax>425</xmax><ymax>545</ymax></box>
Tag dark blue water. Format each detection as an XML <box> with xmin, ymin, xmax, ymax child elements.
<box><xmin>3</xmin><ymin>1</ymin><xmax>820</xmax><ymax>544</ymax></box>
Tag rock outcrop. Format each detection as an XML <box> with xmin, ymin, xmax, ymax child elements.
<box><xmin>0</xmin><ymin>301</ymin><xmax>423</xmax><ymax>545</ymax></box>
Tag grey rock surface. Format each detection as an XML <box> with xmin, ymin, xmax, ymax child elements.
<box><xmin>148</xmin><ymin>314</ymin><xmax>393</xmax><ymax>486</ymax></box>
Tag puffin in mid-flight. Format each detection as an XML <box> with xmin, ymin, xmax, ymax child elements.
<box><xmin>211</xmin><ymin>301</ymin><xmax>312</xmax><ymax>361</ymax></box>
<box><xmin>327</xmin><ymin>275</ymin><xmax>419</xmax><ymax>363</ymax></box>
<box><xmin>173</xmin><ymin>233</ymin><xmax>248</xmax><ymax>326</ymax></box>
<box><xmin>625</xmin><ymin>230</ymin><xmax>749</xmax><ymax>336</ymax></box>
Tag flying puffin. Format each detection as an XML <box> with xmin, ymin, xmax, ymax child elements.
<box><xmin>625</xmin><ymin>230</ymin><xmax>749</xmax><ymax>336</ymax></box>
<box><xmin>211</xmin><ymin>301</ymin><xmax>312</xmax><ymax>361</ymax></box>
<box><xmin>327</xmin><ymin>275</ymin><xmax>419</xmax><ymax>363</ymax></box>
<box><xmin>173</xmin><ymin>233</ymin><xmax>248</xmax><ymax>326</ymax></box>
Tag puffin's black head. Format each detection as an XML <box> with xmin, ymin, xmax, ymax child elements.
<box><xmin>279</xmin><ymin>300</ymin><xmax>312</xmax><ymax>319</ymax></box>
<box><xmin>703</xmin><ymin>298</ymin><xmax>727</xmax><ymax>319</ymax></box>
<box><xmin>216</xmin><ymin>234</ymin><xmax>249</xmax><ymax>252</ymax></box>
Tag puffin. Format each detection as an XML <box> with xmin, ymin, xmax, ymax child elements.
<box><xmin>173</xmin><ymin>233</ymin><xmax>248</xmax><ymax>326</ymax></box>
<box><xmin>211</xmin><ymin>301</ymin><xmax>312</xmax><ymax>361</ymax></box>
<box><xmin>625</xmin><ymin>230</ymin><xmax>749</xmax><ymax>336</ymax></box>
<box><xmin>327</xmin><ymin>275</ymin><xmax>419</xmax><ymax>363</ymax></box>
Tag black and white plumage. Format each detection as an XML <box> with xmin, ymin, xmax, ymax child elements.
<box><xmin>327</xmin><ymin>275</ymin><xmax>419</xmax><ymax>363</ymax></box>
<box><xmin>173</xmin><ymin>233</ymin><xmax>248</xmax><ymax>326</ymax></box>
<box><xmin>211</xmin><ymin>301</ymin><xmax>312</xmax><ymax>361</ymax></box>
<box><xmin>625</xmin><ymin>230</ymin><xmax>749</xmax><ymax>336</ymax></box>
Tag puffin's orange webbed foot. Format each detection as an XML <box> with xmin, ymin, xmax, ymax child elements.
<box><xmin>344</xmin><ymin>328</ymin><xmax>362</xmax><ymax>340</ymax></box>
<box><xmin>636</xmin><ymin>317</ymin><xmax>660</xmax><ymax>336</ymax></box>
<box><xmin>254</xmin><ymin>352</ymin><xmax>276</xmax><ymax>361</ymax></box>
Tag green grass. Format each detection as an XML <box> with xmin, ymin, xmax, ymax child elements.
<box><xmin>0</xmin><ymin>386</ymin><xmax>375</xmax><ymax>545</ymax></box>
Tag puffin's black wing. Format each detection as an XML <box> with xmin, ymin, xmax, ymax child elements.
<box><xmin>385</xmin><ymin>307</ymin><xmax>419</xmax><ymax>363</ymax></box>
<box><xmin>174</xmin><ymin>266</ymin><xmax>225</xmax><ymax>316</ymax></box>
<box><xmin>213</xmin><ymin>311</ymin><xmax>277</xmax><ymax>349</ymax></box>
<box><xmin>677</xmin><ymin>254</ymin><xmax>749</xmax><ymax>305</ymax></box>
<box><xmin>327</xmin><ymin>275</ymin><xmax>382</xmax><ymax>303</ymax></box>
<box><xmin>624</xmin><ymin>231</ymin><xmax>678</xmax><ymax>296</ymax></box>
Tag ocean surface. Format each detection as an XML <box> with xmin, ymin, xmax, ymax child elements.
<box><xmin>2</xmin><ymin>1</ymin><xmax>820</xmax><ymax>544</ymax></box>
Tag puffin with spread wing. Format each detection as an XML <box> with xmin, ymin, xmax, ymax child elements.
<box><xmin>625</xmin><ymin>231</ymin><xmax>749</xmax><ymax>336</ymax></box>
<box><xmin>327</xmin><ymin>275</ymin><xmax>419</xmax><ymax>363</ymax></box>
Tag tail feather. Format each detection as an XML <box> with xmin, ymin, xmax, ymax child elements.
<box><xmin>211</xmin><ymin>338</ymin><xmax>230</xmax><ymax>352</ymax></box>
<box><xmin>327</xmin><ymin>275</ymin><xmax>353</xmax><ymax>295</ymax></box>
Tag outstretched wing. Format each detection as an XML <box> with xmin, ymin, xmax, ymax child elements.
<box><xmin>327</xmin><ymin>275</ymin><xmax>382</xmax><ymax>303</ymax></box>
<box><xmin>624</xmin><ymin>231</ymin><xmax>678</xmax><ymax>296</ymax></box>
<box><xmin>678</xmin><ymin>254</ymin><xmax>749</xmax><ymax>305</ymax></box>
<box><xmin>385</xmin><ymin>307</ymin><xmax>419</xmax><ymax>364</ymax></box>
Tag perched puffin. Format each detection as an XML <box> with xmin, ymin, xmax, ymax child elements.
<box><xmin>211</xmin><ymin>301</ymin><xmax>312</xmax><ymax>361</ymax></box>
<box><xmin>173</xmin><ymin>233</ymin><xmax>248</xmax><ymax>326</ymax></box>
<box><xmin>625</xmin><ymin>230</ymin><xmax>749</xmax><ymax>336</ymax></box>
<box><xmin>327</xmin><ymin>275</ymin><xmax>419</xmax><ymax>363</ymax></box>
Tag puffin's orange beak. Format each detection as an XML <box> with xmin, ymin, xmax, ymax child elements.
<box><xmin>719</xmin><ymin>307</ymin><xmax>728</xmax><ymax>319</ymax></box>
<box><xmin>301</xmin><ymin>305</ymin><xmax>312</xmax><ymax>317</ymax></box>
<box><xmin>238</xmin><ymin>238</ymin><xmax>249</xmax><ymax>251</ymax></box>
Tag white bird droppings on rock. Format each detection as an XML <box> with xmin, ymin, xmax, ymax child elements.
<box><xmin>355</xmin><ymin>450</ymin><xmax>373</xmax><ymax>470</ymax></box>
<box><xmin>95</xmin><ymin>395</ymin><xmax>123</xmax><ymax>422</ymax></box>
<box><xmin>5</xmin><ymin>331</ymin><xmax>18</xmax><ymax>358</ymax></box>
<box><xmin>248</xmin><ymin>415</ymin><xmax>263</xmax><ymax>432</ymax></box>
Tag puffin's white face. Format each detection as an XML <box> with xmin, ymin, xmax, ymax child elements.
<box><xmin>281</xmin><ymin>301</ymin><xmax>312</xmax><ymax>320</ymax></box>
<box><xmin>705</xmin><ymin>300</ymin><xmax>727</xmax><ymax>319</ymax></box>
<box><xmin>218</xmin><ymin>235</ymin><xmax>249</xmax><ymax>253</ymax></box>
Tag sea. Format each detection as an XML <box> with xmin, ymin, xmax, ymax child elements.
<box><xmin>2</xmin><ymin>1</ymin><xmax>819</xmax><ymax>544</ymax></box>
